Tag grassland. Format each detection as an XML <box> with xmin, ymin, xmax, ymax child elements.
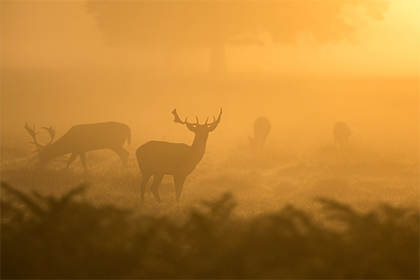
<box><xmin>2</xmin><ymin>138</ymin><xmax>418</xmax><ymax>214</ymax></box>
<box><xmin>1</xmin><ymin>127</ymin><xmax>419</xmax><ymax>279</ymax></box>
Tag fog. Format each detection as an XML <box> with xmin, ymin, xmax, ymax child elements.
<box><xmin>2</xmin><ymin>1</ymin><xmax>419</xmax><ymax>156</ymax></box>
<box><xmin>1</xmin><ymin>1</ymin><xmax>419</xmax><ymax>278</ymax></box>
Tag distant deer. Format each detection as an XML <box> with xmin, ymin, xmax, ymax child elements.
<box><xmin>136</xmin><ymin>108</ymin><xmax>222</xmax><ymax>202</ymax></box>
<box><xmin>249</xmin><ymin>117</ymin><xmax>271</xmax><ymax>151</ymax></box>
<box><xmin>24</xmin><ymin>122</ymin><xmax>131</xmax><ymax>172</ymax></box>
<box><xmin>333</xmin><ymin>122</ymin><xmax>351</xmax><ymax>149</ymax></box>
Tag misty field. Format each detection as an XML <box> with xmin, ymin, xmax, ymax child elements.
<box><xmin>2</xmin><ymin>137</ymin><xmax>419</xmax><ymax>212</ymax></box>
<box><xmin>1</xmin><ymin>67</ymin><xmax>419</xmax><ymax>280</ymax></box>
<box><xmin>1</xmin><ymin>135</ymin><xmax>419</xmax><ymax>278</ymax></box>
<box><xmin>3</xmin><ymin>0</ymin><xmax>420</xmax><ymax>277</ymax></box>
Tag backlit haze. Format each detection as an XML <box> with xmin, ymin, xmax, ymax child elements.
<box><xmin>1</xmin><ymin>3</ymin><xmax>419</xmax><ymax>277</ymax></box>
<box><xmin>2</xmin><ymin>0</ymin><xmax>419</xmax><ymax>156</ymax></box>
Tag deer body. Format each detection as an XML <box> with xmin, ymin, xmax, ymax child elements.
<box><xmin>136</xmin><ymin>109</ymin><xmax>221</xmax><ymax>202</ymax></box>
<box><xmin>250</xmin><ymin>117</ymin><xmax>271</xmax><ymax>151</ymax></box>
<box><xmin>25</xmin><ymin>122</ymin><xmax>131</xmax><ymax>172</ymax></box>
<box><xmin>137</xmin><ymin>141</ymin><xmax>204</xmax><ymax>176</ymax></box>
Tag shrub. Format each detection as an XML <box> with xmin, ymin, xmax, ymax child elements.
<box><xmin>1</xmin><ymin>182</ymin><xmax>418</xmax><ymax>279</ymax></box>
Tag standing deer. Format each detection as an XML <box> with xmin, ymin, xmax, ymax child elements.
<box><xmin>249</xmin><ymin>117</ymin><xmax>271</xmax><ymax>151</ymax></box>
<box><xmin>333</xmin><ymin>122</ymin><xmax>351</xmax><ymax>149</ymax></box>
<box><xmin>136</xmin><ymin>108</ymin><xmax>222</xmax><ymax>203</ymax></box>
<box><xmin>24</xmin><ymin>122</ymin><xmax>131</xmax><ymax>172</ymax></box>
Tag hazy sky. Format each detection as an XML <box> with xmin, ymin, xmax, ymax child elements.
<box><xmin>2</xmin><ymin>0</ymin><xmax>419</xmax><ymax>78</ymax></box>
<box><xmin>1</xmin><ymin>1</ymin><xmax>419</xmax><ymax>151</ymax></box>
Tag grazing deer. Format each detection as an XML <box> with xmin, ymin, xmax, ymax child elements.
<box><xmin>333</xmin><ymin>122</ymin><xmax>351</xmax><ymax>149</ymax></box>
<box><xmin>24</xmin><ymin>122</ymin><xmax>131</xmax><ymax>172</ymax></box>
<box><xmin>249</xmin><ymin>117</ymin><xmax>271</xmax><ymax>151</ymax></box>
<box><xmin>136</xmin><ymin>108</ymin><xmax>222</xmax><ymax>203</ymax></box>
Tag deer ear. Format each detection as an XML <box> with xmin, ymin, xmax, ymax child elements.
<box><xmin>186</xmin><ymin>123</ymin><xmax>196</xmax><ymax>132</ymax></box>
<box><xmin>207</xmin><ymin>123</ymin><xmax>219</xmax><ymax>132</ymax></box>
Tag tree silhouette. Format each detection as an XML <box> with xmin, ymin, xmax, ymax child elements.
<box><xmin>85</xmin><ymin>1</ymin><xmax>389</xmax><ymax>75</ymax></box>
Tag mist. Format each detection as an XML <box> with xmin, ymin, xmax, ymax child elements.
<box><xmin>2</xmin><ymin>1</ymin><xmax>419</xmax><ymax>152</ymax></box>
<box><xmin>1</xmin><ymin>1</ymin><xmax>419</xmax><ymax>278</ymax></box>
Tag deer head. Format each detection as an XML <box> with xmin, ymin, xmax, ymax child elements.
<box><xmin>172</xmin><ymin>108</ymin><xmax>222</xmax><ymax>136</ymax></box>
<box><xmin>24</xmin><ymin>122</ymin><xmax>56</xmax><ymax>166</ymax></box>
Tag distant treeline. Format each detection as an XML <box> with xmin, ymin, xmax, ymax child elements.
<box><xmin>1</xmin><ymin>182</ymin><xmax>418</xmax><ymax>279</ymax></box>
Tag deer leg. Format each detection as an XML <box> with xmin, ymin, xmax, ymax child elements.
<box><xmin>174</xmin><ymin>175</ymin><xmax>186</xmax><ymax>202</ymax></box>
<box><xmin>150</xmin><ymin>174</ymin><xmax>164</xmax><ymax>203</ymax></box>
<box><xmin>140</xmin><ymin>173</ymin><xmax>151</xmax><ymax>202</ymax></box>
<box><xmin>79</xmin><ymin>152</ymin><xmax>88</xmax><ymax>173</ymax></box>
<box><xmin>66</xmin><ymin>153</ymin><xmax>78</xmax><ymax>169</ymax></box>
<box><xmin>112</xmin><ymin>147</ymin><xmax>129</xmax><ymax>169</ymax></box>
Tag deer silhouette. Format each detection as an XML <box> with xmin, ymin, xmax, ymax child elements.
<box><xmin>24</xmin><ymin>122</ymin><xmax>131</xmax><ymax>172</ymax></box>
<box><xmin>249</xmin><ymin>117</ymin><xmax>271</xmax><ymax>151</ymax></box>
<box><xmin>136</xmin><ymin>108</ymin><xmax>222</xmax><ymax>203</ymax></box>
<box><xmin>333</xmin><ymin>122</ymin><xmax>351</xmax><ymax>149</ymax></box>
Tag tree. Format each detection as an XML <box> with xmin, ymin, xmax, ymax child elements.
<box><xmin>85</xmin><ymin>1</ymin><xmax>389</xmax><ymax>75</ymax></box>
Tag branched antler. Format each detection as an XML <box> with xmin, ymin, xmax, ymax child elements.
<box><xmin>41</xmin><ymin>126</ymin><xmax>56</xmax><ymax>145</ymax></box>
<box><xmin>207</xmin><ymin>108</ymin><xmax>222</xmax><ymax>126</ymax></box>
<box><xmin>24</xmin><ymin>122</ymin><xmax>42</xmax><ymax>151</ymax></box>
<box><xmin>172</xmin><ymin>109</ymin><xmax>186</xmax><ymax>124</ymax></box>
<box><xmin>24</xmin><ymin>123</ymin><xmax>56</xmax><ymax>151</ymax></box>
<box><xmin>172</xmin><ymin>108</ymin><xmax>222</xmax><ymax>127</ymax></box>
<box><xmin>172</xmin><ymin>109</ymin><xmax>197</xmax><ymax>125</ymax></box>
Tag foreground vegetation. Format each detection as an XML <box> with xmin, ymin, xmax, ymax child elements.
<box><xmin>1</xmin><ymin>139</ymin><xmax>418</xmax><ymax>278</ymax></box>
<box><xmin>1</xmin><ymin>181</ymin><xmax>418</xmax><ymax>279</ymax></box>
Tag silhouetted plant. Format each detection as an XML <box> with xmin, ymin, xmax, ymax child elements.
<box><xmin>1</xmin><ymin>182</ymin><xmax>136</xmax><ymax>279</ymax></box>
<box><xmin>1</xmin><ymin>181</ymin><xmax>418</xmax><ymax>279</ymax></box>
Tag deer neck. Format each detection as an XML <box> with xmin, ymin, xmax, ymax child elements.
<box><xmin>190</xmin><ymin>133</ymin><xmax>209</xmax><ymax>163</ymax></box>
<box><xmin>42</xmin><ymin>139</ymin><xmax>69</xmax><ymax>159</ymax></box>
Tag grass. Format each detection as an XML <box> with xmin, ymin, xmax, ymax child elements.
<box><xmin>1</xmin><ymin>141</ymin><xmax>418</xmax><ymax>212</ymax></box>
<box><xmin>1</xmin><ymin>141</ymin><xmax>419</xmax><ymax>278</ymax></box>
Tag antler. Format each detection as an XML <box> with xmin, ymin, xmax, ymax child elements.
<box><xmin>24</xmin><ymin>123</ymin><xmax>56</xmax><ymax>151</ymax></box>
<box><xmin>24</xmin><ymin>122</ymin><xmax>42</xmax><ymax>151</ymax></box>
<box><xmin>172</xmin><ymin>109</ymin><xmax>186</xmax><ymax>124</ymax></box>
<box><xmin>206</xmin><ymin>108</ymin><xmax>223</xmax><ymax>127</ymax></box>
<box><xmin>172</xmin><ymin>108</ymin><xmax>222</xmax><ymax>127</ymax></box>
<box><xmin>172</xmin><ymin>109</ymin><xmax>198</xmax><ymax>125</ymax></box>
<box><xmin>41</xmin><ymin>126</ymin><xmax>56</xmax><ymax>145</ymax></box>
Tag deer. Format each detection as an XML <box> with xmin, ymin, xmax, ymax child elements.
<box><xmin>249</xmin><ymin>117</ymin><xmax>271</xmax><ymax>151</ymax></box>
<box><xmin>333</xmin><ymin>122</ymin><xmax>352</xmax><ymax>149</ymax></box>
<box><xmin>24</xmin><ymin>122</ymin><xmax>131</xmax><ymax>172</ymax></box>
<box><xmin>136</xmin><ymin>108</ymin><xmax>222</xmax><ymax>203</ymax></box>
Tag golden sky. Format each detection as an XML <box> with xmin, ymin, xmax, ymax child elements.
<box><xmin>2</xmin><ymin>0</ymin><xmax>419</xmax><ymax>78</ymax></box>
<box><xmin>1</xmin><ymin>1</ymin><xmax>419</xmax><ymax>150</ymax></box>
